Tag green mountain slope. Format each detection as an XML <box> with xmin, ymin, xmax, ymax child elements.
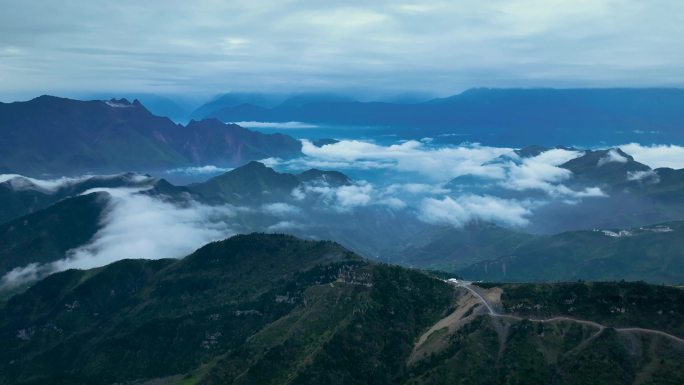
<box><xmin>0</xmin><ymin>234</ymin><xmax>682</xmax><ymax>384</ymax></box>
<box><xmin>188</xmin><ymin>161</ymin><xmax>301</xmax><ymax>204</ymax></box>
<box><xmin>187</xmin><ymin>161</ymin><xmax>354</xmax><ymax>205</ymax></box>
<box><xmin>458</xmin><ymin>221</ymin><xmax>684</xmax><ymax>283</ymax></box>
<box><xmin>0</xmin><ymin>192</ymin><xmax>106</xmax><ymax>278</ymax></box>
<box><xmin>0</xmin><ymin>173</ymin><xmax>154</xmax><ymax>224</ymax></box>
<box><xmin>389</xmin><ymin>222</ymin><xmax>534</xmax><ymax>271</ymax></box>
<box><xmin>407</xmin><ymin>314</ymin><xmax>684</xmax><ymax>385</ymax></box>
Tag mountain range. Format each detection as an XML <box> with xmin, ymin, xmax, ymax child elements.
<box><xmin>197</xmin><ymin>88</ymin><xmax>684</xmax><ymax>146</ymax></box>
<box><xmin>0</xmin><ymin>96</ymin><xmax>302</xmax><ymax>176</ymax></box>
<box><xmin>187</xmin><ymin>161</ymin><xmax>345</xmax><ymax>204</ymax></box>
<box><xmin>447</xmin><ymin>146</ymin><xmax>684</xmax><ymax>234</ymax></box>
<box><xmin>458</xmin><ymin>221</ymin><xmax>684</xmax><ymax>283</ymax></box>
<box><xmin>2</xmin><ymin>150</ymin><xmax>684</xmax><ymax>285</ymax></box>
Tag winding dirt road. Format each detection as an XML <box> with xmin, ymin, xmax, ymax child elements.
<box><xmin>450</xmin><ymin>281</ymin><xmax>684</xmax><ymax>345</ymax></box>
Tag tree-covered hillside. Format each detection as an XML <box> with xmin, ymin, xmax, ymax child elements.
<box><xmin>0</xmin><ymin>234</ymin><xmax>682</xmax><ymax>384</ymax></box>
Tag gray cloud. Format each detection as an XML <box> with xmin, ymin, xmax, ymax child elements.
<box><xmin>1</xmin><ymin>0</ymin><xmax>683</xmax><ymax>100</ymax></box>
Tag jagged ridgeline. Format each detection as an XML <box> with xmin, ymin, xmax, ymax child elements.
<box><xmin>0</xmin><ymin>96</ymin><xmax>302</xmax><ymax>176</ymax></box>
<box><xmin>1</xmin><ymin>234</ymin><xmax>682</xmax><ymax>385</ymax></box>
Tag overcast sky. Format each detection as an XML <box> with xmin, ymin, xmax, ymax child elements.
<box><xmin>1</xmin><ymin>0</ymin><xmax>683</xmax><ymax>100</ymax></box>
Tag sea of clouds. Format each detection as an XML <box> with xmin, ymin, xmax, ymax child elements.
<box><xmin>2</xmin><ymin>140</ymin><xmax>684</xmax><ymax>288</ymax></box>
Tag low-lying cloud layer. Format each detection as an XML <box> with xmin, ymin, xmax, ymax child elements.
<box><xmin>165</xmin><ymin>165</ymin><xmax>233</xmax><ymax>175</ymax></box>
<box><xmin>1</xmin><ymin>187</ymin><xmax>236</xmax><ymax>289</ymax></box>
<box><xmin>618</xmin><ymin>143</ymin><xmax>684</xmax><ymax>170</ymax></box>
<box><xmin>0</xmin><ymin>173</ymin><xmax>155</xmax><ymax>194</ymax></box>
<box><xmin>597</xmin><ymin>149</ymin><xmax>628</xmax><ymax>166</ymax></box>
<box><xmin>4</xmin><ymin>140</ymin><xmax>684</xmax><ymax>288</ymax></box>
<box><xmin>271</xmin><ymin>140</ymin><xmax>596</xmax><ymax>198</ymax></box>
<box><xmin>419</xmin><ymin>195</ymin><xmax>533</xmax><ymax>227</ymax></box>
<box><xmin>295</xmin><ymin>139</ymin><xmax>513</xmax><ymax>181</ymax></box>
<box><xmin>62</xmin><ymin>188</ymin><xmax>235</xmax><ymax>270</ymax></box>
<box><xmin>266</xmin><ymin>139</ymin><xmax>684</xmax><ymax>228</ymax></box>
<box><xmin>235</xmin><ymin>121</ymin><xmax>319</xmax><ymax>129</ymax></box>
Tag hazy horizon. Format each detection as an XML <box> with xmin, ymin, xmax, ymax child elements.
<box><xmin>4</xmin><ymin>85</ymin><xmax>684</xmax><ymax>106</ymax></box>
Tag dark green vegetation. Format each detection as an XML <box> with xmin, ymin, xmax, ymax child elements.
<box><xmin>408</xmin><ymin>315</ymin><xmax>684</xmax><ymax>385</ymax></box>
<box><xmin>392</xmin><ymin>222</ymin><xmax>533</xmax><ymax>271</ymax></box>
<box><xmin>0</xmin><ymin>234</ymin><xmax>453</xmax><ymax>384</ymax></box>
<box><xmin>459</xmin><ymin>221</ymin><xmax>684</xmax><ymax>283</ymax></box>
<box><xmin>0</xmin><ymin>172</ymin><xmax>152</xmax><ymax>224</ymax></box>
<box><xmin>0</xmin><ymin>234</ymin><xmax>682</xmax><ymax>384</ymax></box>
<box><xmin>0</xmin><ymin>192</ymin><xmax>105</xmax><ymax>278</ymax></box>
<box><xmin>0</xmin><ymin>96</ymin><xmax>301</xmax><ymax>175</ymax></box>
<box><xmin>188</xmin><ymin>161</ymin><xmax>352</xmax><ymax>204</ymax></box>
<box><xmin>498</xmin><ymin>281</ymin><xmax>684</xmax><ymax>337</ymax></box>
<box><xmin>188</xmin><ymin>161</ymin><xmax>301</xmax><ymax>204</ymax></box>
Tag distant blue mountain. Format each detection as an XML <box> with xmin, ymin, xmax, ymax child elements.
<box><xmin>204</xmin><ymin>88</ymin><xmax>684</xmax><ymax>146</ymax></box>
<box><xmin>276</xmin><ymin>92</ymin><xmax>356</xmax><ymax>107</ymax></box>
<box><xmin>190</xmin><ymin>92</ymin><xmax>288</xmax><ymax>120</ymax></box>
<box><xmin>191</xmin><ymin>92</ymin><xmax>357</xmax><ymax>120</ymax></box>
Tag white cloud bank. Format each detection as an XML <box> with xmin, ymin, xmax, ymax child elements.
<box><xmin>234</xmin><ymin>121</ymin><xmax>318</xmax><ymax>129</ymax></box>
<box><xmin>60</xmin><ymin>188</ymin><xmax>236</xmax><ymax>270</ymax></box>
<box><xmin>264</xmin><ymin>139</ymin><xmax>509</xmax><ymax>181</ymax></box>
<box><xmin>497</xmin><ymin>148</ymin><xmax>595</xmax><ymax>197</ymax></box>
<box><xmin>274</xmin><ymin>139</ymin><xmax>604</xmax><ymax>199</ymax></box>
<box><xmin>597</xmin><ymin>149</ymin><xmax>628</xmax><ymax>166</ymax></box>
<box><xmin>296</xmin><ymin>139</ymin><xmax>512</xmax><ymax>181</ymax></box>
<box><xmin>618</xmin><ymin>143</ymin><xmax>684</xmax><ymax>170</ymax></box>
<box><xmin>1</xmin><ymin>187</ymin><xmax>237</xmax><ymax>289</ymax></box>
<box><xmin>419</xmin><ymin>195</ymin><xmax>533</xmax><ymax>228</ymax></box>
<box><xmin>262</xmin><ymin>202</ymin><xmax>301</xmax><ymax>216</ymax></box>
<box><xmin>4</xmin><ymin>140</ymin><xmax>684</xmax><ymax>288</ymax></box>
<box><xmin>293</xmin><ymin>181</ymin><xmax>377</xmax><ymax>212</ymax></box>
<box><xmin>165</xmin><ymin>165</ymin><xmax>232</xmax><ymax>175</ymax></box>
<box><xmin>0</xmin><ymin>173</ymin><xmax>153</xmax><ymax>193</ymax></box>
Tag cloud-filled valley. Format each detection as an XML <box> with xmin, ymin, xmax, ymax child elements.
<box><xmin>3</xmin><ymin>139</ymin><xmax>684</xmax><ymax>287</ymax></box>
<box><xmin>62</xmin><ymin>187</ymin><xmax>236</xmax><ymax>270</ymax></box>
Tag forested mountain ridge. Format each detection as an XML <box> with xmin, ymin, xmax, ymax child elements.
<box><xmin>1</xmin><ymin>234</ymin><xmax>682</xmax><ymax>385</ymax></box>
